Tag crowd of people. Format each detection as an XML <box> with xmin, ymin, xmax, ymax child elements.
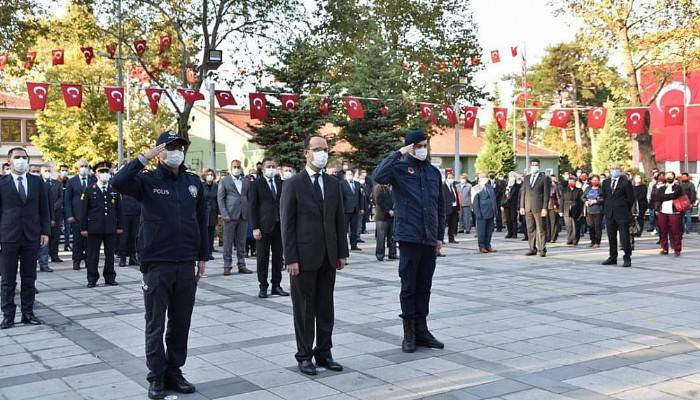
<box><xmin>0</xmin><ymin>129</ymin><xmax>697</xmax><ymax>399</ymax></box>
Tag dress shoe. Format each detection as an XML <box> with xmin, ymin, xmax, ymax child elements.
<box><xmin>351</xmin><ymin>246</ymin><xmax>362</xmax><ymax>251</ymax></box>
<box><xmin>35</xmin><ymin>287</ymin><xmax>39</xmax><ymax>294</ymax></box>
<box><xmin>415</xmin><ymin>317</ymin><xmax>444</xmax><ymax>349</ymax></box>
<box><xmin>87</xmin><ymin>282</ymin><xmax>97</xmax><ymax>288</ymax></box>
<box><xmin>592</xmin><ymin>244</ymin><xmax>600</xmax><ymax>248</ymax></box>
<box><xmin>238</xmin><ymin>266</ymin><xmax>253</xmax><ymax>274</ymax></box>
<box><xmin>21</xmin><ymin>313</ymin><xmax>41</xmax><ymax>325</ymax></box>
<box><xmin>271</xmin><ymin>286</ymin><xmax>289</xmax><ymax>296</ymax></box>
<box><xmin>64</xmin><ymin>245</ymin><xmax>72</xmax><ymax>251</ymax></box>
<box><xmin>388</xmin><ymin>255</ymin><xmax>398</xmax><ymax>260</ymax></box>
<box><xmin>315</xmin><ymin>357</ymin><xmax>343</xmax><ymax>371</ymax></box>
<box><xmin>51</xmin><ymin>257</ymin><xmax>63</xmax><ymax>263</ymax></box>
<box><xmin>298</xmin><ymin>360</ymin><xmax>317</xmax><ymax>375</ymax></box>
<box><xmin>223</xmin><ymin>267</ymin><xmax>233</xmax><ymax>276</ymax></box>
<box><xmin>376</xmin><ymin>257</ymin><xmax>384</xmax><ymax>261</ymax></box>
<box><xmin>521</xmin><ymin>237</ymin><xmax>528</xmax><ymax>241</ymax></box>
<box><xmin>148</xmin><ymin>378</ymin><xmax>166</xmax><ymax>399</ymax></box>
<box><xmin>73</xmin><ymin>263</ymin><xmax>81</xmax><ymax>271</ymax></box>
<box><xmin>622</xmin><ymin>260</ymin><xmax>632</xmax><ymax>268</ymax></box>
<box><xmin>504</xmin><ymin>235</ymin><xmax>513</xmax><ymax>239</ymax></box>
<box><xmin>437</xmin><ymin>253</ymin><xmax>446</xmax><ymax>257</ymax></box>
<box><xmin>39</xmin><ymin>265</ymin><xmax>53</xmax><ymax>272</ymax></box>
<box><xmin>402</xmin><ymin>319</ymin><xmax>416</xmax><ymax>353</ymax></box>
<box><xmin>588</xmin><ymin>243</ymin><xmax>595</xmax><ymax>247</ymax></box>
<box><xmin>119</xmin><ymin>257</ymin><xmax>127</xmax><ymax>267</ymax></box>
<box><xmin>258</xmin><ymin>289</ymin><xmax>268</xmax><ymax>298</ymax></box>
<box><xmin>601</xmin><ymin>258</ymin><xmax>617</xmax><ymax>265</ymax></box>
<box><xmin>479</xmin><ymin>248</ymin><xmax>489</xmax><ymax>254</ymax></box>
<box><xmin>164</xmin><ymin>373</ymin><xmax>196</xmax><ymax>394</ymax></box>
<box><xmin>539</xmin><ymin>252</ymin><xmax>546</xmax><ymax>257</ymax></box>
<box><xmin>208</xmin><ymin>255</ymin><xmax>214</xmax><ymax>261</ymax></box>
<box><xmin>0</xmin><ymin>316</ymin><xmax>14</xmax><ymax>329</ymax></box>
<box><xmin>105</xmin><ymin>281</ymin><xmax>119</xmax><ymax>286</ymax></box>
<box><xmin>128</xmin><ymin>258</ymin><xmax>139</xmax><ymax>266</ymax></box>
<box><xmin>357</xmin><ymin>239</ymin><xmax>365</xmax><ymax>243</ymax></box>
<box><xmin>487</xmin><ymin>247</ymin><xmax>496</xmax><ymax>253</ymax></box>
<box><xmin>525</xmin><ymin>250</ymin><xmax>537</xmax><ymax>256</ymax></box>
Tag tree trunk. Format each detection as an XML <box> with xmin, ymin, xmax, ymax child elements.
<box><xmin>178</xmin><ymin>103</ymin><xmax>194</xmax><ymax>138</ymax></box>
<box><xmin>573</xmin><ymin>109</ymin><xmax>582</xmax><ymax>146</ymax></box>
<box><xmin>561</xmin><ymin>128</ymin><xmax>567</xmax><ymax>142</ymax></box>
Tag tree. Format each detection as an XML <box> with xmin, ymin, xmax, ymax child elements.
<box><xmin>591</xmin><ymin>103</ymin><xmax>631</xmax><ymax>173</ymax></box>
<box><xmin>0</xmin><ymin>0</ymin><xmax>43</xmax><ymax>54</ymax></box>
<box><xmin>475</xmin><ymin>122</ymin><xmax>516</xmax><ymax>174</ymax></box>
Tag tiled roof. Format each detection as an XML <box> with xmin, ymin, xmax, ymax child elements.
<box><xmin>0</xmin><ymin>93</ymin><xmax>30</xmax><ymax>110</ymax></box>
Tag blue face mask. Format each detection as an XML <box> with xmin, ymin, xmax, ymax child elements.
<box><xmin>611</xmin><ymin>169</ymin><xmax>621</xmax><ymax>178</ymax></box>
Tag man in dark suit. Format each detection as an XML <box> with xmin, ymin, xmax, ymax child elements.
<box><xmin>0</xmin><ymin>147</ymin><xmax>50</xmax><ymax>329</ymax></box>
<box><xmin>118</xmin><ymin>194</ymin><xmax>141</xmax><ymax>267</ymax></box>
<box><xmin>64</xmin><ymin>159</ymin><xmax>96</xmax><ymax>270</ymax></box>
<box><xmin>502</xmin><ymin>173</ymin><xmax>521</xmax><ymax>239</ymax></box>
<box><xmin>250</xmin><ymin>158</ymin><xmax>289</xmax><ymax>299</ymax></box>
<box><xmin>37</xmin><ymin>164</ymin><xmax>63</xmax><ymax>271</ymax></box>
<box><xmin>519</xmin><ymin>158</ymin><xmax>551</xmax><ymax>257</ymax></box>
<box><xmin>280</xmin><ymin>135</ymin><xmax>349</xmax><ymax>376</ymax></box>
<box><xmin>442</xmin><ymin>172</ymin><xmax>460</xmax><ymax>244</ymax></box>
<box><xmin>601</xmin><ymin>163</ymin><xmax>635</xmax><ymax>267</ymax></box>
<box><xmin>340</xmin><ymin>169</ymin><xmax>364</xmax><ymax>251</ymax></box>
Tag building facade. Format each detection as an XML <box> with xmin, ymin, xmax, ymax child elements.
<box><xmin>0</xmin><ymin>93</ymin><xmax>45</xmax><ymax>166</ymax></box>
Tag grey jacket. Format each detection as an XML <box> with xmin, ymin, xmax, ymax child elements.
<box><xmin>217</xmin><ymin>175</ymin><xmax>250</xmax><ymax>221</ymax></box>
<box><xmin>459</xmin><ymin>183</ymin><xmax>472</xmax><ymax>207</ymax></box>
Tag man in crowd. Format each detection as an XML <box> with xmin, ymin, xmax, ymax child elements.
<box><xmin>373</xmin><ymin>129</ymin><xmax>445</xmax><ymax>353</ymax></box>
<box><xmin>474</xmin><ymin>173</ymin><xmax>498</xmax><ymax>253</ymax></box>
<box><xmin>458</xmin><ymin>174</ymin><xmax>473</xmax><ymax>234</ymax></box>
<box><xmin>64</xmin><ymin>159</ymin><xmax>96</xmax><ymax>270</ymax></box>
<box><xmin>1</xmin><ymin>163</ymin><xmax>10</xmax><ymax>175</ymax></box>
<box><xmin>118</xmin><ymin>194</ymin><xmax>141</xmax><ymax>267</ymax></box>
<box><xmin>520</xmin><ymin>158</ymin><xmax>551</xmax><ymax>257</ymax></box>
<box><xmin>281</xmin><ymin>164</ymin><xmax>295</xmax><ymax>181</ymax></box>
<box><xmin>249</xmin><ymin>158</ymin><xmax>288</xmax><ymax>299</ymax></box>
<box><xmin>280</xmin><ymin>135</ymin><xmax>348</xmax><ymax>376</ymax></box>
<box><xmin>502</xmin><ymin>172</ymin><xmax>521</xmax><ymax>239</ymax></box>
<box><xmin>359</xmin><ymin>170</ymin><xmax>373</xmax><ymax>235</ymax></box>
<box><xmin>217</xmin><ymin>159</ymin><xmax>253</xmax><ymax>275</ymax></box>
<box><xmin>491</xmin><ymin>172</ymin><xmax>506</xmax><ymax>232</ymax></box>
<box><xmin>546</xmin><ymin>175</ymin><xmax>561</xmax><ymax>243</ymax></box>
<box><xmin>442</xmin><ymin>172</ymin><xmax>460</xmax><ymax>244</ymax></box>
<box><xmin>680</xmin><ymin>173</ymin><xmax>696</xmax><ymax>234</ymax></box>
<box><xmin>601</xmin><ymin>163</ymin><xmax>635</xmax><ymax>267</ymax></box>
<box><xmin>561</xmin><ymin>176</ymin><xmax>583</xmax><ymax>245</ymax></box>
<box><xmin>57</xmin><ymin>164</ymin><xmax>71</xmax><ymax>252</ymax></box>
<box><xmin>37</xmin><ymin>165</ymin><xmax>62</xmax><ymax>272</ymax></box>
<box><xmin>1</xmin><ymin>147</ymin><xmax>50</xmax><ymax>329</ymax></box>
<box><xmin>373</xmin><ymin>183</ymin><xmax>396</xmax><ymax>261</ymax></box>
<box><xmin>341</xmin><ymin>169</ymin><xmax>364</xmax><ymax>251</ymax></box>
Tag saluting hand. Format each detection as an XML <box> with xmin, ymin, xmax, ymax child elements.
<box><xmin>144</xmin><ymin>143</ymin><xmax>166</xmax><ymax>161</ymax></box>
<box><xmin>399</xmin><ymin>143</ymin><xmax>414</xmax><ymax>155</ymax></box>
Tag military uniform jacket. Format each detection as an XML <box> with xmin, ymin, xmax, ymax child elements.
<box><xmin>80</xmin><ymin>183</ymin><xmax>122</xmax><ymax>235</ymax></box>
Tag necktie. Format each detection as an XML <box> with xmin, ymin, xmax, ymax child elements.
<box><xmin>530</xmin><ymin>174</ymin><xmax>536</xmax><ymax>187</ymax></box>
<box><xmin>17</xmin><ymin>176</ymin><xmax>26</xmax><ymax>203</ymax></box>
<box><xmin>349</xmin><ymin>181</ymin><xmax>355</xmax><ymax>195</ymax></box>
<box><xmin>313</xmin><ymin>174</ymin><xmax>323</xmax><ymax>202</ymax></box>
<box><xmin>612</xmin><ymin>179</ymin><xmax>617</xmax><ymax>192</ymax></box>
<box><xmin>269</xmin><ymin>178</ymin><xmax>277</xmax><ymax>200</ymax></box>
<box><xmin>82</xmin><ymin>178</ymin><xmax>87</xmax><ymax>188</ymax></box>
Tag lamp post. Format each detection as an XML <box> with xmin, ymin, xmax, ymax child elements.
<box><xmin>446</xmin><ymin>77</ymin><xmax>467</xmax><ymax>178</ymax></box>
<box><xmin>205</xmin><ymin>49</ymin><xmax>223</xmax><ymax>170</ymax></box>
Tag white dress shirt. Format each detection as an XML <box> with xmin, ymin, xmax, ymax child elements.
<box><xmin>232</xmin><ymin>175</ymin><xmax>243</xmax><ymax>193</ymax></box>
<box><xmin>10</xmin><ymin>172</ymin><xmax>28</xmax><ymax>194</ymax></box>
<box><xmin>305</xmin><ymin>166</ymin><xmax>324</xmax><ymax>199</ymax></box>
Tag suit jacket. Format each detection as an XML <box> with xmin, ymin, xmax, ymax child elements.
<box><xmin>45</xmin><ymin>178</ymin><xmax>63</xmax><ymax>223</ymax></box>
<box><xmin>601</xmin><ymin>176</ymin><xmax>634</xmax><ymax>220</ymax></box>
<box><xmin>503</xmin><ymin>183</ymin><xmax>521</xmax><ymax>209</ymax></box>
<box><xmin>249</xmin><ymin>176</ymin><xmax>282</xmax><ymax>234</ymax></box>
<box><xmin>561</xmin><ymin>187</ymin><xmax>583</xmax><ymax>219</ymax></box>
<box><xmin>64</xmin><ymin>174</ymin><xmax>96</xmax><ymax>221</ymax></box>
<box><xmin>280</xmin><ymin>170</ymin><xmax>349</xmax><ymax>271</ymax></box>
<box><xmin>80</xmin><ymin>184</ymin><xmax>122</xmax><ymax>234</ymax></box>
<box><xmin>0</xmin><ymin>174</ymin><xmax>50</xmax><ymax>242</ymax></box>
<box><xmin>442</xmin><ymin>183</ymin><xmax>459</xmax><ymax>213</ymax></box>
<box><xmin>372</xmin><ymin>184</ymin><xmax>394</xmax><ymax>221</ymax></box>
<box><xmin>474</xmin><ymin>183</ymin><xmax>498</xmax><ymax>220</ymax></box>
<box><xmin>341</xmin><ymin>179</ymin><xmax>365</xmax><ymax>214</ymax></box>
<box><xmin>217</xmin><ymin>175</ymin><xmax>249</xmax><ymax>221</ymax></box>
<box><xmin>519</xmin><ymin>172</ymin><xmax>551</xmax><ymax>212</ymax></box>
<box><xmin>202</xmin><ymin>182</ymin><xmax>219</xmax><ymax>227</ymax></box>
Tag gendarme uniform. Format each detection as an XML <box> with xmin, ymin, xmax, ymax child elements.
<box><xmin>111</xmin><ymin>131</ymin><xmax>207</xmax><ymax>395</ymax></box>
<box><xmin>80</xmin><ymin>161</ymin><xmax>121</xmax><ymax>287</ymax></box>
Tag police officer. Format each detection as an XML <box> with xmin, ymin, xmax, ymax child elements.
<box><xmin>373</xmin><ymin>129</ymin><xmax>446</xmax><ymax>353</ymax></box>
<box><xmin>118</xmin><ymin>194</ymin><xmax>141</xmax><ymax>267</ymax></box>
<box><xmin>111</xmin><ymin>131</ymin><xmax>206</xmax><ymax>400</ymax></box>
<box><xmin>80</xmin><ymin>162</ymin><xmax>122</xmax><ymax>287</ymax></box>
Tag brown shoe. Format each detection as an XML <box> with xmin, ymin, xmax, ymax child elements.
<box><xmin>238</xmin><ymin>266</ymin><xmax>253</xmax><ymax>274</ymax></box>
<box><xmin>659</xmin><ymin>250</ymin><xmax>668</xmax><ymax>255</ymax></box>
<box><xmin>223</xmin><ymin>267</ymin><xmax>233</xmax><ymax>276</ymax></box>
<box><xmin>487</xmin><ymin>247</ymin><xmax>496</xmax><ymax>253</ymax></box>
<box><xmin>479</xmin><ymin>248</ymin><xmax>489</xmax><ymax>254</ymax></box>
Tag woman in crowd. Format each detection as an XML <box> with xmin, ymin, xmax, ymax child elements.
<box><xmin>201</xmin><ymin>168</ymin><xmax>219</xmax><ymax>261</ymax></box>
<box><xmin>654</xmin><ymin>171</ymin><xmax>685</xmax><ymax>256</ymax></box>
<box><xmin>583</xmin><ymin>174</ymin><xmax>604</xmax><ymax>248</ymax></box>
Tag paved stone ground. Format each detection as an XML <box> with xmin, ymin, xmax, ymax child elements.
<box><xmin>1</xmin><ymin>227</ymin><xmax>700</xmax><ymax>400</ymax></box>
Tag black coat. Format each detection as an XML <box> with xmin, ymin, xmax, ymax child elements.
<box><xmin>560</xmin><ymin>187</ymin><xmax>583</xmax><ymax>219</ymax></box>
<box><xmin>653</xmin><ymin>183</ymin><xmax>685</xmax><ymax>213</ymax></box>
<box><xmin>121</xmin><ymin>194</ymin><xmax>141</xmax><ymax>217</ymax></box>
<box><xmin>340</xmin><ymin>179</ymin><xmax>365</xmax><ymax>214</ymax></box>
<box><xmin>0</xmin><ymin>174</ymin><xmax>50</xmax><ymax>242</ymax></box>
<box><xmin>202</xmin><ymin>182</ymin><xmax>219</xmax><ymax>227</ymax></box>
<box><xmin>632</xmin><ymin>185</ymin><xmax>649</xmax><ymax>211</ymax></box>
<box><xmin>80</xmin><ymin>184</ymin><xmax>122</xmax><ymax>234</ymax></box>
<box><xmin>442</xmin><ymin>182</ymin><xmax>459</xmax><ymax>214</ymax></box>
<box><xmin>503</xmin><ymin>183</ymin><xmax>521</xmax><ymax>209</ymax></box>
<box><xmin>249</xmin><ymin>176</ymin><xmax>282</xmax><ymax>234</ymax></box>
<box><xmin>45</xmin><ymin>178</ymin><xmax>64</xmax><ymax>223</ymax></box>
<box><xmin>601</xmin><ymin>176</ymin><xmax>635</xmax><ymax>221</ymax></box>
<box><xmin>64</xmin><ymin>175</ymin><xmax>96</xmax><ymax>221</ymax></box>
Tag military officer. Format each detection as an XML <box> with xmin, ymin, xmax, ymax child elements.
<box><xmin>80</xmin><ymin>162</ymin><xmax>122</xmax><ymax>288</ymax></box>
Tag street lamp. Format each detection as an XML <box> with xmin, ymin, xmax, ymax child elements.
<box><xmin>205</xmin><ymin>49</ymin><xmax>223</xmax><ymax>170</ymax></box>
<box><xmin>446</xmin><ymin>77</ymin><xmax>468</xmax><ymax>178</ymax></box>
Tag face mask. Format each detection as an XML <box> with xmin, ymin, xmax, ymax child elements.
<box><xmin>634</xmin><ymin>177</ymin><xmax>642</xmax><ymax>184</ymax></box>
<box><xmin>282</xmin><ymin>171</ymin><xmax>293</xmax><ymax>180</ymax></box>
<box><xmin>563</xmin><ymin>175</ymin><xmax>570</xmax><ymax>181</ymax></box>
<box><xmin>412</xmin><ymin>148</ymin><xmax>428</xmax><ymax>161</ymax></box>
<box><xmin>591</xmin><ymin>180</ymin><xmax>600</xmax><ymax>187</ymax></box>
<box><xmin>576</xmin><ymin>172</ymin><xmax>581</xmax><ymax>177</ymax></box>
<box><xmin>312</xmin><ymin>150</ymin><xmax>328</xmax><ymax>169</ymax></box>
<box><xmin>3</xmin><ymin>169</ymin><xmax>10</xmax><ymax>174</ymax></box>
<box><xmin>79</xmin><ymin>166</ymin><xmax>89</xmax><ymax>176</ymax></box>
<box><xmin>610</xmin><ymin>169</ymin><xmax>621</xmax><ymax>178</ymax></box>
<box><xmin>530</xmin><ymin>165</ymin><xmax>540</xmax><ymax>174</ymax></box>
<box><xmin>346</xmin><ymin>176</ymin><xmax>354</xmax><ymax>182</ymax></box>
<box><xmin>231</xmin><ymin>168</ymin><xmax>242</xmax><ymax>177</ymax></box>
<box><xmin>264</xmin><ymin>168</ymin><xmax>276</xmax><ymax>178</ymax></box>
<box><xmin>666</xmin><ymin>177</ymin><xmax>674</xmax><ymax>183</ymax></box>
<box><xmin>164</xmin><ymin>150</ymin><xmax>184</xmax><ymax>168</ymax></box>
<box><xmin>508</xmin><ymin>177</ymin><xmax>515</xmax><ymax>185</ymax></box>
<box><xmin>359</xmin><ymin>179</ymin><xmax>365</xmax><ymax>185</ymax></box>
<box><xmin>42</xmin><ymin>172</ymin><xmax>51</xmax><ymax>180</ymax></box>
<box><xmin>60</xmin><ymin>171</ymin><xmax>68</xmax><ymax>177</ymax></box>
<box><xmin>479</xmin><ymin>178</ymin><xmax>488</xmax><ymax>186</ymax></box>
<box><xmin>460</xmin><ymin>179</ymin><xmax>467</xmax><ymax>184</ymax></box>
<box><xmin>568</xmin><ymin>182</ymin><xmax>576</xmax><ymax>189</ymax></box>
<box><xmin>98</xmin><ymin>172</ymin><xmax>110</xmax><ymax>183</ymax></box>
<box><xmin>446</xmin><ymin>179</ymin><xmax>454</xmax><ymax>185</ymax></box>
<box><xmin>205</xmin><ymin>175</ymin><xmax>214</xmax><ymax>183</ymax></box>
<box><xmin>13</xmin><ymin>158</ymin><xmax>29</xmax><ymax>174</ymax></box>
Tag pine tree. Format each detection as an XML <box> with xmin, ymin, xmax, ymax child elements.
<box><xmin>474</xmin><ymin>122</ymin><xmax>516</xmax><ymax>174</ymax></box>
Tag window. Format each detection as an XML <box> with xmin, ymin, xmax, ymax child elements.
<box><xmin>0</xmin><ymin>119</ymin><xmax>21</xmax><ymax>143</ymax></box>
<box><xmin>25</xmin><ymin>120</ymin><xmax>37</xmax><ymax>141</ymax></box>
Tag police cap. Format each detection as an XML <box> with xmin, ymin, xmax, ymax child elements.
<box><xmin>93</xmin><ymin>161</ymin><xmax>113</xmax><ymax>172</ymax></box>
<box><xmin>156</xmin><ymin>130</ymin><xmax>190</xmax><ymax>147</ymax></box>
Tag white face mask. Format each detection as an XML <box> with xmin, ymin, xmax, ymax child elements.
<box><xmin>231</xmin><ymin>168</ymin><xmax>242</xmax><ymax>177</ymax></box>
<box><xmin>163</xmin><ymin>150</ymin><xmax>184</xmax><ymax>168</ymax></box>
<box><xmin>264</xmin><ymin>168</ymin><xmax>276</xmax><ymax>178</ymax></box>
<box><xmin>60</xmin><ymin>170</ymin><xmax>68</xmax><ymax>177</ymax></box>
<box><xmin>312</xmin><ymin>150</ymin><xmax>328</xmax><ymax>169</ymax></box>
<box><xmin>460</xmin><ymin>179</ymin><xmax>467</xmax><ymax>184</ymax></box>
<box><xmin>42</xmin><ymin>171</ymin><xmax>51</xmax><ymax>180</ymax></box>
<box><xmin>412</xmin><ymin>148</ymin><xmax>428</xmax><ymax>161</ymax></box>
<box><xmin>282</xmin><ymin>171</ymin><xmax>293</xmax><ymax>180</ymax></box>
<box><xmin>530</xmin><ymin>165</ymin><xmax>540</xmax><ymax>174</ymax></box>
<box><xmin>13</xmin><ymin>158</ymin><xmax>29</xmax><ymax>174</ymax></box>
<box><xmin>634</xmin><ymin>176</ymin><xmax>641</xmax><ymax>184</ymax></box>
<box><xmin>479</xmin><ymin>178</ymin><xmax>489</xmax><ymax>186</ymax></box>
<box><xmin>98</xmin><ymin>172</ymin><xmax>110</xmax><ymax>183</ymax></box>
<box><xmin>205</xmin><ymin>175</ymin><xmax>214</xmax><ymax>183</ymax></box>
<box><xmin>446</xmin><ymin>179</ymin><xmax>454</xmax><ymax>185</ymax></box>
<box><xmin>359</xmin><ymin>179</ymin><xmax>365</xmax><ymax>185</ymax></box>
<box><xmin>345</xmin><ymin>175</ymin><xmax>354</xmax><ymax>182</ymax></box>
<box><xmin>79</xmin><ymin>166</ymin><xmax>89</xmax><ymax>176</ymax></box>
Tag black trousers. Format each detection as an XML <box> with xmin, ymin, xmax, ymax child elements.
<box><xmin>446</xmin><ymin>209</ymin><xmax>459</xmax><ymax>241</ymax></box>
<box><xmin>290</xmin><ymin>259</ymin><xmax>336</xmax><ymax>362</ymax></box>
<box><xmin>587</xmin><ymin>213</ymin><xmax>603</xmax><ymax>245</ymax></box>
<box><xmin>118</xmin><ymin>215</ymin><xmax>139</xmax><ymax>258</ymax></box>
<box><xmin>86</xmin><ymin>234</ymin><xmax>117</xmax><ymax>284</ymax></box>
<box><xmin>495</xmin><ymin>206</ymin><xmax>503</xmax><ymax>230</ymax></box>
<box><xmin>0</xmin><ymin>239</ymin><xmax>39</xmax><ymax>317</ymax></box>
<box><xmin>49</xmin><ymin>224</ymin><xmax>61</xmax><ymax>259</ymax></box>
<box><xmin>345</xmin><ymin>212</ymin><xmax>359</xmax><ymax>247</ymax></box>
<box><xmin>143</xmin><ymin>262</ymin><xmax>197</xmax><ymax>382</ymax></box>
<box><xmin>207</xmin><ymin>224</ymin><xmax>216</xmax><ymax>255</ymax></box>
<box><xmin>503</xmin><ymin>207</ymin><xmax>518</xmax><ymax>237</ymax></box>
<box><xmin>257</xmin><ymin>223</ymin><xmax>283</xmax><ymax>289</ymax></box>
<box><xmin>71</xmin><ymin>221</ymin><xmax>87</xmax><ymax>265</ymax></box>
<box><xmin>398</xmin><ymin>242</ymin><xmax>436</xmax><ymax>320</ymax></box>
<box><xmin>606</xmin><ymin>215</ymin><xmax>632</xmax><ymax>262</ymax></box>
<box><xmin>525</xmin><ymin>210</ymin><xmax>547</xmax><ymax>253</ymax></box>
<box><xmin>375</xmin><ymin>220</ymin><xmax>396</xmax><ymax>259</ymax></box>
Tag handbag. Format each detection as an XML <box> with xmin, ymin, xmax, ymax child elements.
<box><xmin>673</xmin><ymin>194</ymin><xmax>692</xmax><ymax>213</ymax></box>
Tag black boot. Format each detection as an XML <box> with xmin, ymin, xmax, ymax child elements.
<box><xmin>415</xmin><ymin>317</ymin><xmax>444</xmax><ymax>349</ymax></box>
<box><xmin>402</xmin><ymin>319</ymin><xmax>416</xmax><ymax>353</ymax></box>
<box><xmin>118</xmin><ymin>257</ymin><xmax>126</xmax><ymax>267</ymax></box>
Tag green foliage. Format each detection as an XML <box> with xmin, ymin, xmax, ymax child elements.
<box><xmin>542</xmin><ymin>127</ymin><xmax>591</xmax><ymax>171</ymax></box>
<box><xmin>475</xmin><ymin>122</ymin><xmax>516</xmax><ymax>174</ymax></box>
<box><xmin>0</xmin><ymin>0</ymin><xmax>43</xmax><ymax>54</ymax></box>
<box><xmin>591</xmin><ymin>103</ymin><xmax>631</xmax><ymax>174</ymax></box>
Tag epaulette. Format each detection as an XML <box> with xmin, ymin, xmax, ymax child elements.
<box><xmin>140</xmin><ymin>169</ymin><xmax>153</xmax><ymax>175</ymax></box>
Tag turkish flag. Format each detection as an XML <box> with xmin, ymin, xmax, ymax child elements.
<box><xmin>381</xmin><ymin>105</ymin><xmax>389</xmax><ymax>117</ymax></box>
<box><xmin>159</xmin><ymin>34</ymin><xmax>172</xmax><ymax>55</ymax></box>
<box><xmin>26</xmin><ymin>82</ymin><xmax>49</xmax><ymax>111</ymax></box>
<box><xmin>104</xmin><ymin>87</ymin><xmax>125</xmax><ymax>112</ymax></box>
<box><xmin>80</xmin><ymin>47</ymin><xmax>94</xmax><ymax>65</ymax></box>
<box><xmin>343</xmin><ymin>96</ymin><xmax>364</xmax><ymax>119</ymax></box>
<box><xmin>524</xmin><ymin>108</ymin><xmax>539</xmax><ymax>128</ymax></box>
<box><xmin>186</xmin><ymin>68</ymin><xmax>196</xmax><ymax>84</ymax></box>
<box><xmin>215</xmin><ymin>90</ymin><xmax>236</xmax><ymax>107</ymax></box>
<box><xmin>442</xmin><ymin>104</ymin><xmax>458</xmax><ymax>126</ymax></box>
<box><xmin>510</xmin><ymin>46</ymin><xmax>518</xmax><ymax>57</ymax></box>
<box><xmin>493</xmin><ymin>107</ymin><xmax>508</xmax><ymax>130</ymax></box>
<box><xmin>134</xmin><ymin>40</ymin><xmax>147</xmax><ymax>57</ymax></box>
<box><xmin>24</xmin><ymin>51</ymin><xmax>36</xmax><ymax>70</ymax></box>
<box><xmin>462</xmin><ymin>106</ymin><xmax>478</xmax><ymax>129</ymax></box>
<box><xmin>490</xmin><ymin>50</ymin><xmax>500</xmax><ymax>64</ymax></box>
<box><xmin>177</xmin><ymin>88</ymin><xmax>204</xmax><ymax>105</ymax></box>
<box><xmin>419</xmin><ymin>103</ymin><xmax>437</xmax><ymax>124</ymax></box>
<box><xmin>144</xmin><ymin>88</ymin><xmax>162</xmax><ymax>114</ymax></box>
<box><xmin>249</xmin><ymin>92</ymin><xmax>268</xmax><ymax>120</ymax></box>
<box><xmin>61</xmin><ymin>84</ymin><xmax>83</xmax><ymax>108</ymax></box>
<box><xmin>470</xmin><ymin>55</ymin><xmax>480</xmax><ymax>66</ymax></box>
<box><xmin>550</xmin><ymin>109</ymin><xmax>572</xmax><ymax>128</ymax></box>
<box><xmin>0</xmin><ymin>53</ymin><xmax>7</xmax><ymax>70</ymax></box>
<box><xmin>51</xmin><ymin>49</ymin><xmax>64</xmax><ymax>66</ymax></box>
<box><xmin>587</xmin><ymin>107</ymin><xmax>607</xmax><ymax>129</ymax></box>
<box><xmin>106</xmin><ymin>43</ymin><xmax>116</xmax><ymax>59</ymax></box>
<box><xmin>664</xmin><ymin>105</ymin><xmax>684</xmax><ymax>126</ymax></box>
<box><xmin>625</xmin><ymin>108</ymin><xmax>647</xmax><ymax>135</ymax></box>
<box><xmin>320</xmin><ymin>98</ymin><xmax>329</xmax><ymax>116</ymax></box>
<box><xmin>281</xmin><ymin>94</ymin><xmax>299</xmax><ymax>111</ymax></box>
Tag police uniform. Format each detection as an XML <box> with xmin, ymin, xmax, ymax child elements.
<box><xmin>111</xmin><ymin>131</ymin><xmax>206</xmax><ymax>398</ymax></box>
<box><xmin>118</xmin><ymin>194</ymin><xmax>141</xmax><ymax>266</ymax></box>
<box><xmin>80</xmin><ymin>162</ymin><xmax>122</xmax><ymax>287</ymax></box>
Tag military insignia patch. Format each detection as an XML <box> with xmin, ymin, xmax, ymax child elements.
<box><xmin>188</xmin><ymin>185</ymin><xmax>198</xmax><ymax>198</ymax></box>
<box><xmin>407</xmin><ymin>167</ymin><xmax>415</xmax><ymax>175</ymax></box>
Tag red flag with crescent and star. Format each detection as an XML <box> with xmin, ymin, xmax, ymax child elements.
<box><xmin>281</xmin><ymin>94</ymin><xmax>299</xmax><ymax>111</ymax></box>
<box><xmin>145</xmin><ymin>88</ymin><xmax>162</xmax><ymax>114</ymax></box>
<box><xmin>442</xmin><ymin>104</ymin><xmax>458</xmax><ymax>126</ymax></box>
<box><xmin>26</xmin><ymin>82</ymin><xmax>49</xmax><ymax>111</ymax></box>
<box><xmin>159</xmin><ymin>34</ymin><xmax>172</xmax><ymax>55</ymax></box>
<box><xmin>493</xmin><ymin>107</ymin><xmax>508</xmax><ymax>130</ymax></box>
<box><xmin>320</xmin><ymin>98</ymin><xmax>329</xmax><ymax>117</ymax></box>
<box><xmin>80</xmin><ymin>47</ymin><xmax>94</xmax><ymax>65</ymax></box>
<box><xmin>550</xmin><ymin>109</ymin><xmax>572</xmax><ymax>128</ymax></box>
<box><xmin>215</xmin><ymin>90</ymin><xmax>237</xmax><ymax>107</ymax></box>
<box><xmin>524</xmin><ymin>108</ymin><xmax>539</xmax><ymax>128</ymax></box>
<box><xmin>51</xmin><ymin>49</ymin><xmax>64</xmax><ymax>66</ymax></box>
<box><xmin>106</xmin><ymin>43</ymin><xmax>116</xmax><ymax>59</ymax></box>
<box><xmin>343</xmin><ymin>96</ymin><xmax>365</xmax><ymax>119</ymax></box>
<box><xmin>664</xmin><ymin>105</ymin><xmax>684</xmax><ymax>126</ymax></box>
<box><xmin>24</xmin><ymin>51</ymin><xmax>37</xmax><ymax>70</ymax></box>
<box><xmin>177</xmin><ymin>88</ymin><xmax>204</xmax><ymax>105</ymax></box>
<box><xmin>625</xmin><ymin>108</ymin><xmax>647</xmax><ymax>135</ymax></box>
<box><xmin>587</xmin><ymin>107</ymin><xmax>607</xmax><ymax>129</ymax></box>
<box><xmin>61</xmin><ymin>84</ymin><xmax>83</xmax><ymax>108</ymax></box>
<box><xmin>249</xmin><ymin>92</ymin><xmax>268</xmax><ymax>120</ymax></box>
<box><xmin>134</xmin><ymin>40</ymin><xmax>147</xmax><ymax>57</ymax></box>
<box><xmin>490</xmin><ymin>50</ymin><xmax>500</xmax><ymax>64</ymax></box>
<box><xmin>104</xmin><ymin>87</ymin><xmax>125</xmax><ymax>113</ymax></box>
<box><xmin>462</xmin><ymin>106</ymin><xmax>478</xmax><ymax>129</ymax></box>
<box><xmin>419</xmin><ymin>103</ymin><xmax>437</xmax><ymax>124</ymax></box>
<box><xmin>510</xmin><ymin>46</ymin><xmax>518</xmax><ymax>57</ymax></box>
